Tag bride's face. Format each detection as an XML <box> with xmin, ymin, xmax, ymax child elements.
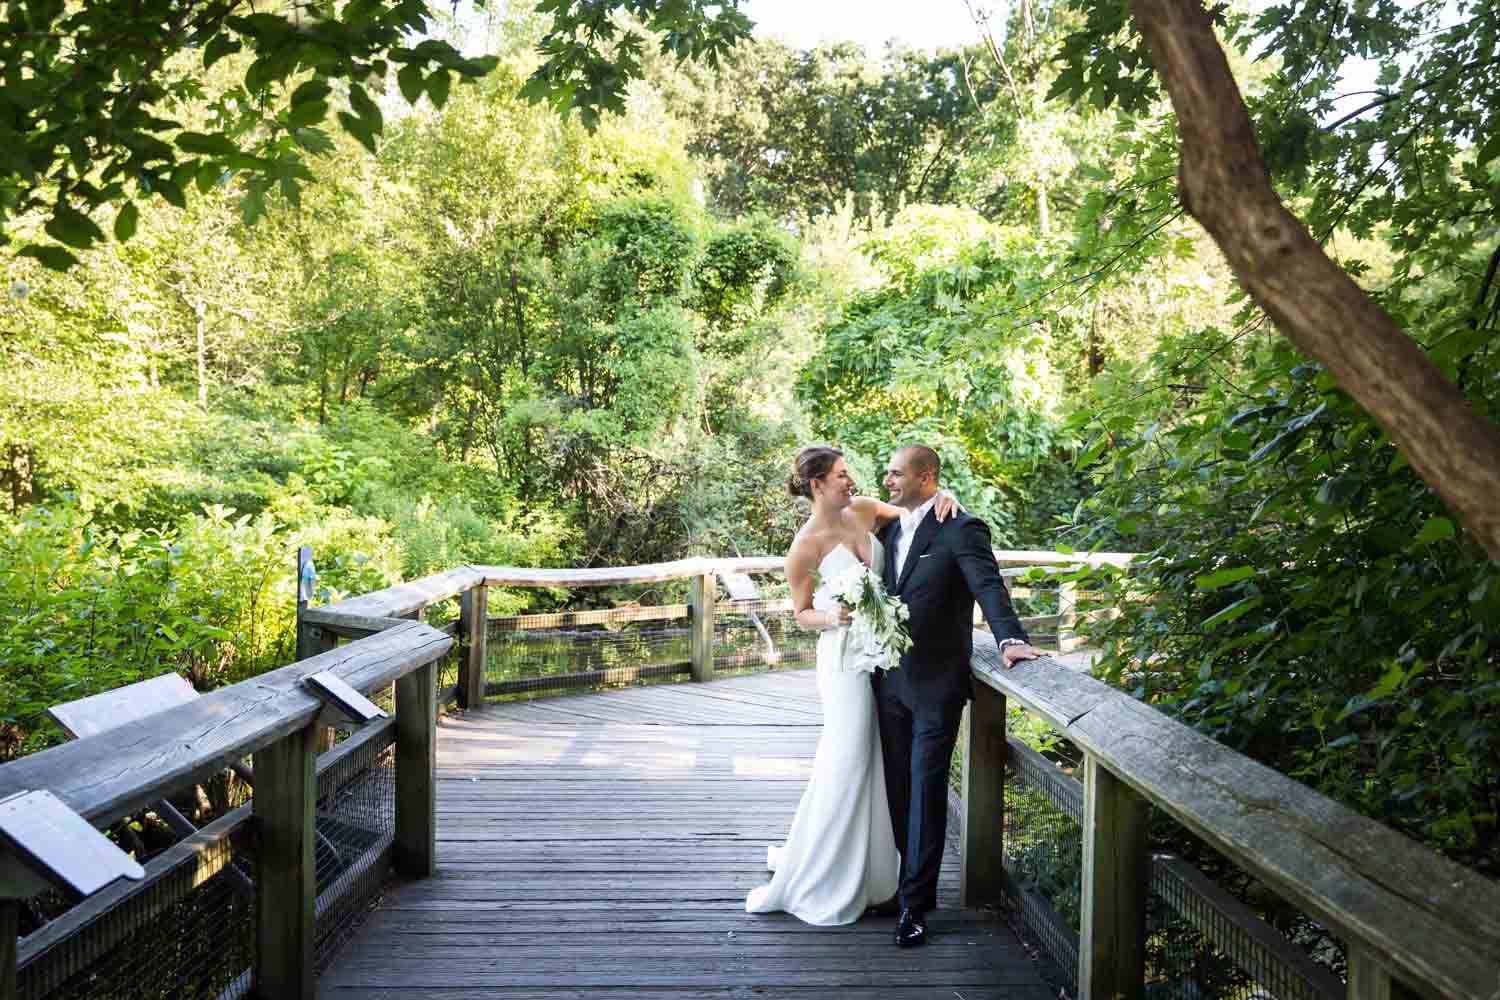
<box><xmin>813</xmin><ymin>459</ymin><xmax>855</xmax><ymax>508</ymax></box>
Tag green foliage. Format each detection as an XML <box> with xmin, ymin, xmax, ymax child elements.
<box><xmin>521</xmin><ymin>0</ymin><xmax>753</xmax><ymax>129</ymax></box>
<box><xmin>655</xmin><ymin>37</ymin><xmax>1004</xmax><ymax>223</ymax></box>
<box><xmin>1071</xmin><ymin>342</ymin><xmax>1500</xmax><ymax>874</ymax></box>
<box><xmin>797</xmin><ymin>206</ymin><xmax>1079</xmax><ymax>542</ymax></box>
<box><xmin>1</xmin><ymin>0</ymin><xmax>497</xmax><ymax>265</ymax></box>
<box><xmin>0</xmin><ymin>498</ymin><xmax>397</xmax><ymax>760</ymax></box>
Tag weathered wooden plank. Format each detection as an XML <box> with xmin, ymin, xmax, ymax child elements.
<box><xmin>321</xmin><ymin>988</ymin><xmax>1051</xmax><ymax>1000</ymax></box>
<box><xmin>298</xmin><ymin>608</ymin><xmax>414</xmax><ymax>638</ymax></box>
<box><xmin>394</xmin><ymin>661</ymin><xmax>436</xmax><ymax>877</ymax></box>
<box><xmin>1079</xmin><ymin>755</ymin><xmax>1149</xmax><ymax>1000</ymax></box>
<box><xmin>0</xmin><ymin>621</ymin><xmax>452</xmax><ymax>828</ymax></box>
<box><xmin>972</xmin><ymin>635</ymin><xmax>1500</xmax><ymax>1000</ymax></box>
<box><xmin>321</xmin><ymin>967</ymin><xmax>1048</xmax><ymax>987</ymax></box>
<box><xmin>961</xmin><ymin>685</ymin><xmax>1007</xmax><ymax>907</ymax></box>
<box><xmin>475</xmin><ymin>557</ymin><xmax>786</xmax><ymax>589</ymax></box>
<box><xmin>254</xmin><ymin>724</ymin><xmax>317</xmax><ymax>1000</ymax></box>
<box><xmin>316</xmin><ymin>566</ymin><xmax>485</xmax><ymax>621</ymax></box>
<box><xmin>693</xmin><ymin>575</ymin><xmax>717</xmax><ymax>683</ymax></box>
<box><xmin>458</xmin><ymin>584</ymin><xmax>486</xmax><ymax>709</ymax></box>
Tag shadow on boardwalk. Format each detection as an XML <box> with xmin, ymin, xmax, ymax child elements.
<box><xmin>318</xmin><ymin>669</ymin><xmax>1056</xmax><ymax>1000</ymax></box>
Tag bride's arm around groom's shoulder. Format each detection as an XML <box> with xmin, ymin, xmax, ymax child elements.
<box><xmin>846</xmin><ymin>491</ymin><xmax>962</xmax><ymax>530</ymax></box>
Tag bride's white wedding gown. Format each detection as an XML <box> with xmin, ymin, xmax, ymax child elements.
<box><xmin>744</xmin><ymin>537</ymin><xmax>900</xmax><ymax>925</ymax></box>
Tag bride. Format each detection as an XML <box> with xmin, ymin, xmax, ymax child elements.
<box><xmin>745</xmin><ymin>445</ymin><xmax>958</xmax><ymax>925</ymax></box>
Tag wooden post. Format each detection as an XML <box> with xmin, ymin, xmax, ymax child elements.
<box><xmin>2</xmin><ymin>899</ymin><xmax>18</xmax><ymax>1000</ymax></box>
<box><xmin>1347</xmin><ymin>949</ymin><xmax>1393</xmax><ymax>1000</ymax></box>
<box><xmin>394</xmin><ymin>660</ymin><xmax>437</xmax><ymax>876</ymax></box>
<box><xmin>1346</xmin><ymin>949</ymin><xmax>1420</xmax><ymax>1000</ymax></box>
<box><xmin>1058</xmin><ymin>580</ymin><xmax>1080</xmax><ymax>652</ymax></box>
<box><xmin>960</xmin><ymin>682</ymin><xmax>1008</xmax><ymax>906</ymax></box>
<box><xmin>253</xmin><ymin>724</ymin><xmax>317</xmax><ymax>1000</ymax></box>
<box><xmin>458</xmin><ymin>584</ymin><xmax>488</xmax><ymax>709</ymax></box>
<box><xmin>1080</xmin><ymin>754</ymin><xmax>1150</xmax><ymax>1000</ymax></box>
<box><xmin>295</xmin><ymin>546</ymin><xmax>315</xmax><ymax>662</ymax></box>
<box><xmin>689</xmin><ymin>572</ymin><xmax>716</xmax><ymax>683</ymax></box>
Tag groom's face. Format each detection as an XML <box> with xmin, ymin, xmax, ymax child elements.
<box><xmin>883</xmin><ymin>451</ymin><xmax>932</xmax><ymax>509</ymax></box>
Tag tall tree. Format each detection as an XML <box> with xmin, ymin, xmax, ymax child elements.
<box><xmin>655</xmin><ymin>38</ymin><xmax>1003</xmax><ymax>222</ymax></box>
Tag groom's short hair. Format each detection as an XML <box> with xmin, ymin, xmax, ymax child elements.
<box><xmin>903</xmin><ymin>444</ymin><xmax>941</xmax><ymax>483</ymax></box>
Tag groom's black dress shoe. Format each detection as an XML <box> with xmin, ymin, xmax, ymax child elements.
<box><xmin>865</xmin><ymin>895</ymin><xmax>901</xmax><ymax>918</ymax></box>
<box><xmin>895</xmin><ymin>908</ymin><xmax>927</xmax><ymax>947</ymax></box>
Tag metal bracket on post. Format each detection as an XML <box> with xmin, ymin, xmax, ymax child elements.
<box><xmin>0</xmin><ymin>789</ymin><xmax>146</xmax><ymax>999</ymax></box>
<box><xmin>0</xmin><ymin>790</ymin><xmax>146</xmax><ymax>899</ymax></box>
<box><xmin>303</xmin><ymin>672</ymin><xmax>389</xmax><ymax>726</ymax></box>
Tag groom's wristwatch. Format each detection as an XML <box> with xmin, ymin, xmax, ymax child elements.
<box><xmin>998</xmin><ymin>637</ymin><xmax>1026</xmax><ymax>653</ymax></box>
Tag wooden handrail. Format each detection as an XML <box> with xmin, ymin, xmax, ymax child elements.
<box><xmin>0</xmin><ymin>621</ymin><xmax>451</xmax><ymax>830</ymax></box>
<box><xmin>962</xmin><ymin>631</ymin><xmax>1500</xmax><ymax>1000</ymax></box>
<box><xmin>316</xmin><ymin>551</ymin><xmax>1114</xmax><ymax>622</ymax></box>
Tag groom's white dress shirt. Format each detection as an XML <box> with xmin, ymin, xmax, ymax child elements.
<box><xmin>893</xmin><ymin>494</ymin><xmax>939</xmax><ymax>580</ymax></box>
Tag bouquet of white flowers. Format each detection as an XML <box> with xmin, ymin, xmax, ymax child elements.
<box><xmin>819</xmin><ymin>563</ymin><xmax>912</xmax><ymax>673</ymax></box>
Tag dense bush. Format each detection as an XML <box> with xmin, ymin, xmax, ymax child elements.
<box><xmin>0</xmin><ymin>499</ymin><xmax>396</xmax><ymax>759</ymax></box>
<box><xmin>1070</xmin><ymin>344</ymin><xmax>1500</xmax><ymax>875</ymax></box>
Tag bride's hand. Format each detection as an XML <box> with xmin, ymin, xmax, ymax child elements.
<box><xmin>935</xmin><ymin>489</ymin><xmax>964</xmax><ymax>522</ymax></box>
<box><xmin>831</xmin><ymin>605</ymin><xmax>853</xmax><ymax>628</ymax></box>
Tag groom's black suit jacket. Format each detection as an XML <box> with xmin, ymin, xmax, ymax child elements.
<box><xmin>878</xmin><ymin>510</ymin><xmax>1029</xmax><ymax>708</ymax></box>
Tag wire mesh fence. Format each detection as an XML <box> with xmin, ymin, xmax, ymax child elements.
<box><xmin>480</xmin><ymin>574</ymin><xmax>814</xmax><ymax>698</ymax></box>
<box><xmin>987</xmin><ymin>709</ymin><xmax>1344</xmax><ymax>1000</ymax></box>
<box><xmin>713</xmin><ymin>599</ymin><xmax>817</xmax><ymax>675</ymax></box>
<box><xmin>16</xmin><ymin>723</ymin><xmax>398</xmax><ymax>1000</ymax></box>
<box><xmin>484</xmin><ymin>613</ymin><xmax>695</xmax><ymax>696</ymax></box>
<box><xmin>16</xmin><ymin>815</ymin><xmax>256</xmax><ymax>1000</ymax></box>
<box><xmin>313</xmin><ymin>725</ymin><xmax>397</xmax><ymax>970</ymax></box>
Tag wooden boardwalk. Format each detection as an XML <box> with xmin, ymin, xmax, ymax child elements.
<box><xmin>319</xmin><ymin>669</ymin><xmax>1055</xmax><ymax>1000</ymax></box>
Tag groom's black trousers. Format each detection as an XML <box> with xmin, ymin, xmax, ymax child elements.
<box><xmin>873</xmin><ymin>678</ymin><xmax>965</xmax><ymax>913</ymax></box>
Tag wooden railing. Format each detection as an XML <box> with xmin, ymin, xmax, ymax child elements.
<box><xmin>298</xmin><ymin>553</ymin><xmax>1090</xmax><ymax>705</ymax></box>
<box><xmin>31</xmin><ymin>547</ymin><xmax>1490</xmax><ymax>1000</ymax></box>
<box><xmin>958</xmin><ymin>632</ymin><xmax>1500</xmax><ymax>1000</ymax></box>
<box><xmin>0</xmin><ymin>618</ymin><xmax>453</xmax><ymax>1000</ymax></box>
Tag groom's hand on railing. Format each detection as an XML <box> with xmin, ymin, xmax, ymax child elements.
<box><xmin>999</xmin><ymin>639</ymin><xmax>1043</xmax><ymax>667</ymax></box>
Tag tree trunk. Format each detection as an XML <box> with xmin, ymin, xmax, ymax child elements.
<box><xmin>193</xmin><ymin>299</ymin><xmax>207</xmax><ymax>409</ymax></box>
<box><xmin>5</xmin><ymin>444</ymin><xmax>33</xmax><ymax>513</ymax></box>
<box><xmin>1128</xmin><ymin>0</ymin><xmax>1500</xmax><ymax>560</ymax></box>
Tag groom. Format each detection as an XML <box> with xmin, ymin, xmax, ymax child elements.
<box><xmin>872</xmin><ymin>444</ymin><xmax>1041</xmax><ymax>947</ymax></box>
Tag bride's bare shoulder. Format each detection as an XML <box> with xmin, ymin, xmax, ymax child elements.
<box><xmin>787</xmin><ymin>528</ymin><xmax>832</xmax><ymax>573</ymax></box>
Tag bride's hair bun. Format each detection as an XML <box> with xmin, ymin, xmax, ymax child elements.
<box><xmin>787</xmin><ymin>446</ymin><xmax>844</xmax><ymax>499</ymax></box>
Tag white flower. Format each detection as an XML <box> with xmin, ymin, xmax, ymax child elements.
<box><xmin>822</xmin><ymin>564</ymin><xmax>912</xmax><ymax>673</ymax></box>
